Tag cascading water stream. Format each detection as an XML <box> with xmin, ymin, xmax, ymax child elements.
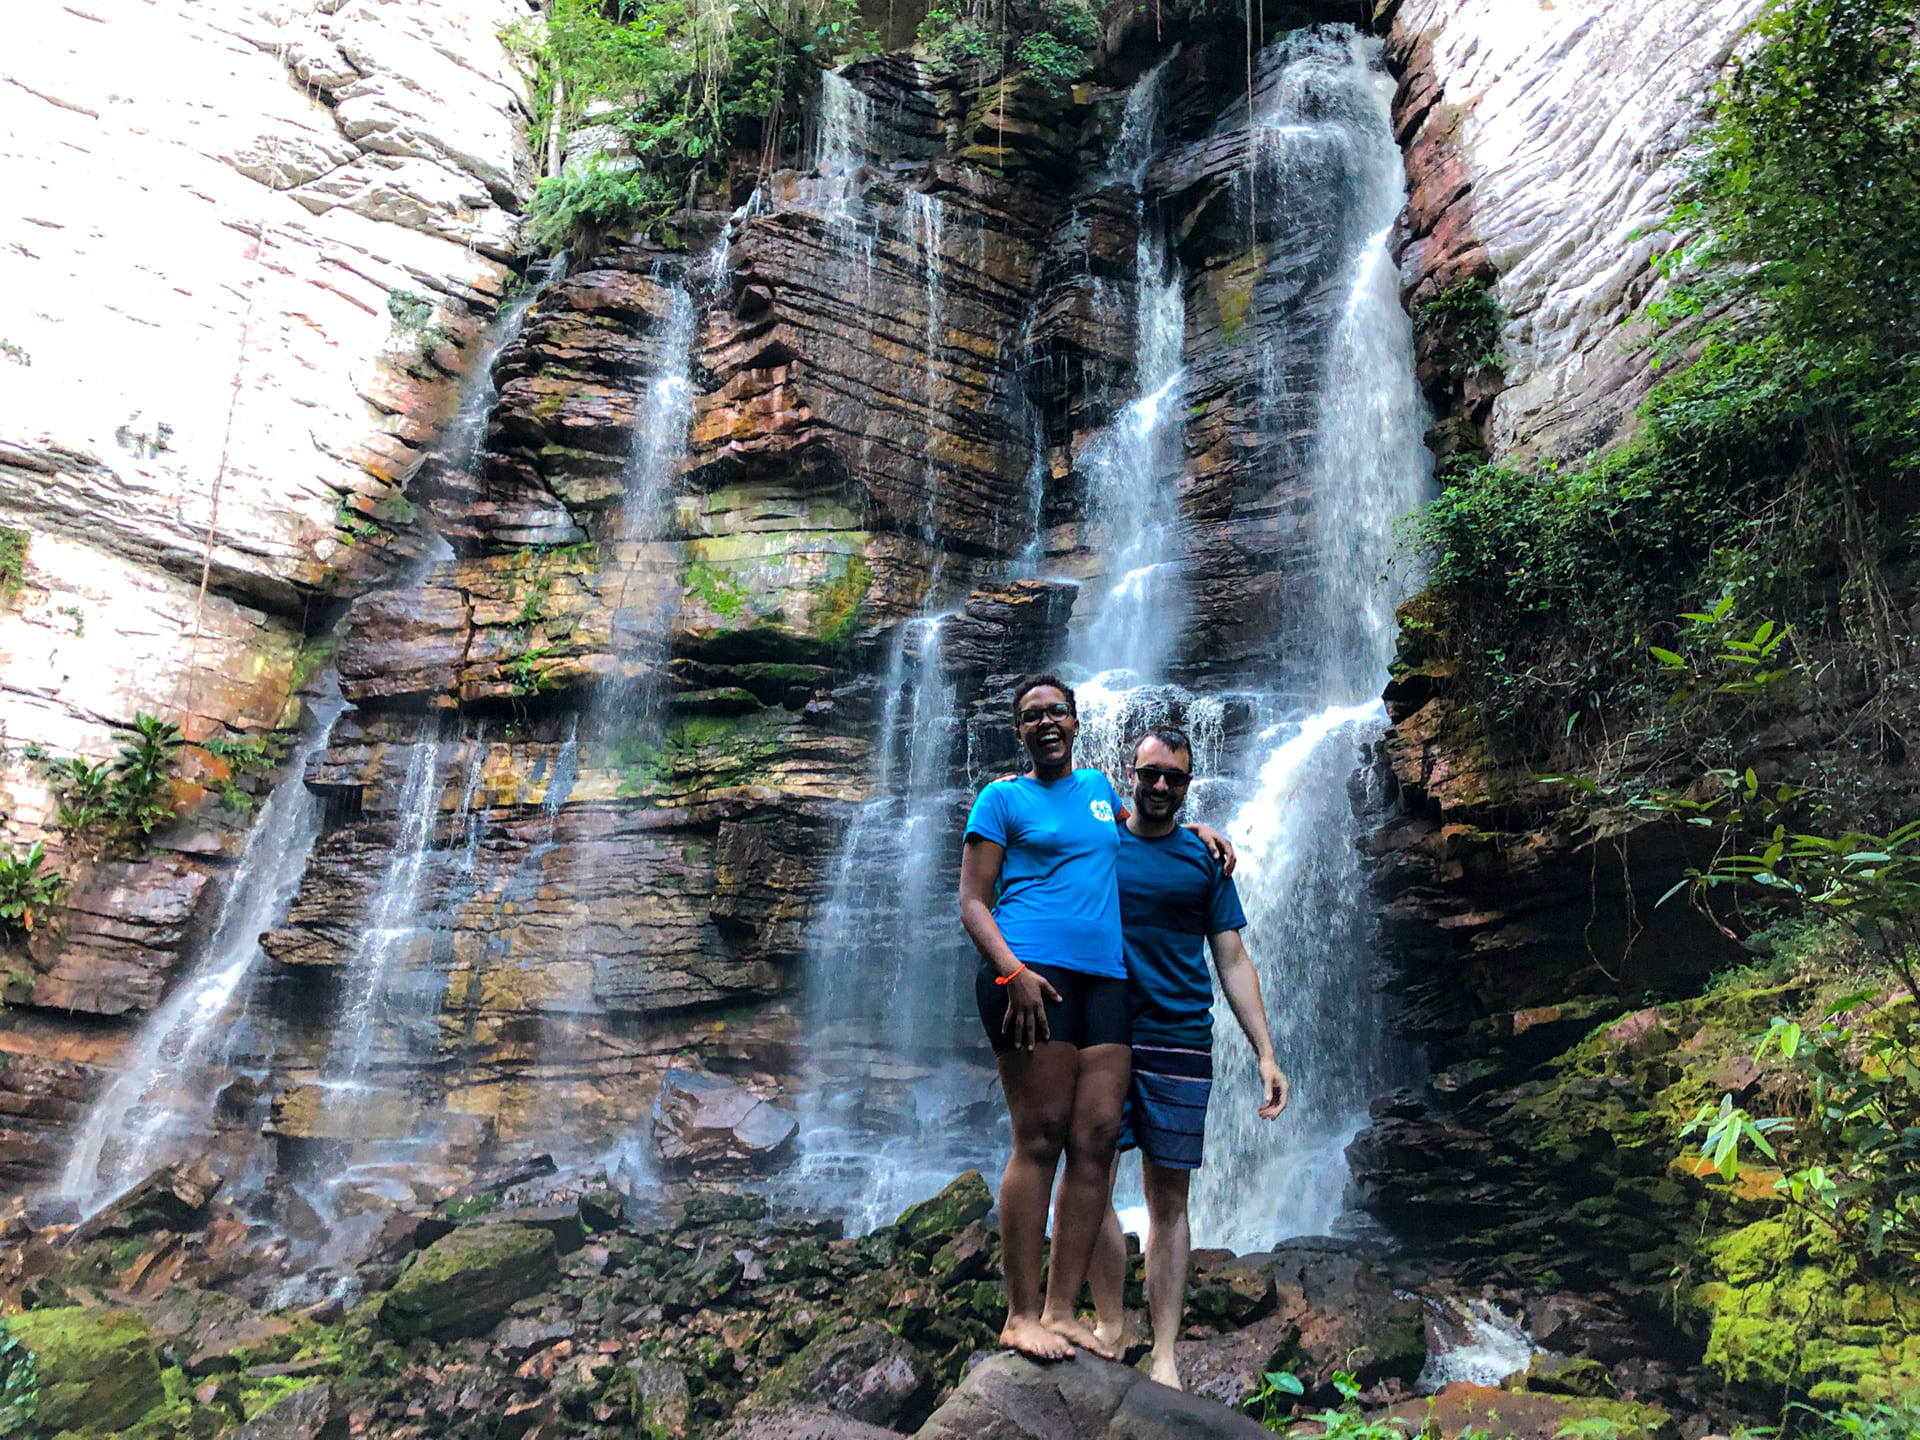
<box><xmin>1188</xmin><ymin>27</ymin><xmax>1431</xmax><ymax>1248</ymax></box>
<box><xmin>54</xmin><ymin>687</ymin><xmax>348</xmax><ymax>1213</ymax></box>
<box><xmin>51</xmin><ymin>269</ymin><xmax>563</xmax><ymax>1218</ymax></box>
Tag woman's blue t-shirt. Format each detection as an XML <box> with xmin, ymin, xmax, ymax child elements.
<box><xmin>964</xmin><ymin>769</ymin><xmax>1125</xmax><ymax>979</ymax></box>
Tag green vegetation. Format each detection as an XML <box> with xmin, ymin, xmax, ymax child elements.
<box><xmin>202</xmin><ymin>731</ymin><xmax>288</xmax><ymax>814</ymax></box>
<box><xmin>1413</xmin><ymin>277</ymin><xmax>1504</xmax><ymax>384</ymax></box>
<box><xmin>0</xmin><ymin>841</ymin><xmax>65</xmax><ymax>942</ymax></box>
<box><xmin>510</xmin><ymin>0</ymin><xmax>872</xmax><ymax>250</ymax></box>
<box><xmin>0</xmin><ymin>528</ymin><xmax>27</xmax><ymax>600</ymax></box>
<box><xmin>0</xmin><ymin>1327</ymin><xmax>35</xmax><ymax>1438</ymax></box>
<box><xmin>915</xmin><ymin>0</ymin><xmax>1099</xmax><ymax>96</ymax></box>
<box><xmin>807</xmin><ymin>552</ymin><xmax>870</xmax><ymax>647</ymax></box>
<box><xmin>1414</xmin><ymin>0</ymin><xmax>1919</xmax><ymax>766</ymax></box>
<box><xmin>686</xmin><ymin>557</ymin><xmax>750</xmax><ymax>619</ymax></box>
<box><xmin>43</xmin><ymin>713</ymin><xmax>185</xmax><ymax>854</ymax></box>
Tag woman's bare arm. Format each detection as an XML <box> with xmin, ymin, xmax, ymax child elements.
<box><xmin>959</xmin><ymin>836</ymin><xmax>1061</xmax><ymax>1051</ymax></box>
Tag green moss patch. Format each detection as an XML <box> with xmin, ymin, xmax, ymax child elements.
<box><xmin>3</xmin><ymin>1306</ymin><xmax>165</xmax><ymax>1436</ymax></box>
<box><xmin>378</xmin><ymin>1223</ymin><xmax>559</xmax><ymax>1343</ymax></box>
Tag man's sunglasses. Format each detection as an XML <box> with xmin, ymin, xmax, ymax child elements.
<box><xmin>1017</xmin><ymin>702</ymin><xmax>1074</xmax><ymax>725</ymax></box>
<box><xmin>1131</xmin><ymin>765</ymin><xmax>1192</xmax><ymax>789</ymax></box>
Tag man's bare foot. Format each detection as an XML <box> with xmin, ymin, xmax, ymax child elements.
<box><xmin>1001</xmin><ymin>1315</ymin><xmax>1075</xmax><ymax>1361</ymax></box>
<box><xmin>1042</xmin><ymin>1312</ymin><xmax>1114</xmax><ymax>1360</ymax></box>
<box><xmin>1147</xmin><ymin>1351</ymin><xmax>1182</xmax><ymax>1390</ymax></box>
<box><xmin>1092</xmin><ymin>1317</ymin><xmax>1126</xmax><ymax>1356</ymax></box>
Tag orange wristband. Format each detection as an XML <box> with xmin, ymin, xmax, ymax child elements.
<box><xmin>995</xmin><ymin>962</ymin><xmax>1027</xmax><ymax>986</ymax></box>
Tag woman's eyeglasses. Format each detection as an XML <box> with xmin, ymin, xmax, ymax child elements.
<box><xmin>1131</xmin><ymin>765</ymin><xmax>1192</xmax><ymax>789</ymax></box>
<box><xmin>1017</xmin><ymin>702</ymin><xmax>1074</xmax><ymax>724</ymax></box>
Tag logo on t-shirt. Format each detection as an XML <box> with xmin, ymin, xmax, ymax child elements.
<box><xmin>1089</xmin><ymin>799</ymin><xmax>1114</xmax><ymax>823</ymax></box>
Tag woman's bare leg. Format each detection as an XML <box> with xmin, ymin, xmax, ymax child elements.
<box><xmin>997</xmin><ymin>1042</ymin><xmax>1080</xmax><ymax>1360</ymax></box>
<box><xmin>1089</xmin><ymin>1167</ymin><xmax>1128</xmax><ymax>1354</ymax></box>
<box><xmin>1040</xmin><ymin>1042</ymin><xmax>1129</xmax><ymax>1357</ymax></box>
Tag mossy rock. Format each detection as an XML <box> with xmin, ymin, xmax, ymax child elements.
<box><xmin>1695</xmin><ymin>1216</ymin><xmax>1920</xmax><ymax>1403</ymax></box>
<box><xmin>1387</xmin><ymin>1383</ymin><xmax>1674</xmax><ymax>1440</ymax></box>
<box><xmin>378</xmin><ymin>1223</ymin><xmax>559</xmax><ymax>1343</ymax></box>
<box><xmin>4</xmin><ymin>1305</ymin><xmax>166</xmax><ymax>1435</ymax></box>
<box><xmin>895</xmin><ymin>1172</ymin><xmax>993</xmax><ymax>1244</ymax></box>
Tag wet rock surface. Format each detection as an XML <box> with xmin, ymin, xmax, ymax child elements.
<box><xmin>652</xmin><ymin>1068</ymin><xmax>800</xmax><ymax>1173</ymax></box>
<box><xmin>0</xmin><ymin>1161</ymin><xmax>1545</xmax><ymax>1440</ymax></box>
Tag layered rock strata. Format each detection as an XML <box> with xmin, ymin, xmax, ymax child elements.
<box><xmin>1389</xmin><ymin>0</ymin><xmax>1764</xmax><ymax>459</ymax></box>
<box><xmin>0</xmin><ymin>0</ymin><xmax>537</xmax><ymax>1174</ymax></box>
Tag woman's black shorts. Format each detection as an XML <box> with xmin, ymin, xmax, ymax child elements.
<box><xmin>975</xmin><ymin>961</ymin><xmax>1131</xmax><ymax>1054</ymax></box>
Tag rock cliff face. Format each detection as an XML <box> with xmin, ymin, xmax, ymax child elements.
<box><xmin>236</xmin><ymin>32</ymin><xmax>1384</xmax><ymax>1177</ymax></box>
<box><xmin>1390</xmin><ymin>0</ymin><xmax>1763</xmax><ymax>459</ymax></box>
<box><xmin>0</xmin><ymin>0</ymin><xmax>536</xmax><ymax>1182</ymax></box>
<box><xmin>2</xmin><ymin>3</ymin><xmax>1775</xmax><ymax>1373</ymax></box>
<box><xmin>1336</xmin><ymin>0</ymin><xmax>1773</xmax><ymax>1393</ymax></box>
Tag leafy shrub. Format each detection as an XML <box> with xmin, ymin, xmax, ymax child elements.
<box><xmin>527</xmin><ymin>165</ymin><xmax>673</xmax><ymax>253</ymax></box>
<box><xmin>511</xmin><ymin>0</ymin><xmax>871</xmax><ymax>248</ymax></box>
<box><xmin>0</xmin><ymin>529</ymin><xmax>26</xmax><ymax>601</ymax></box>
<box><xmin>0</xmin><ymin>1327</ymin><xmax>36</xmax><ymax>1438</ymax></box>
<box><xmin>1413</xmin><ymin>277</ymin><xmax>1504</xmax><ymax>378</ymax></box>
<box><xmin>111</xmin><ymin>714</ymin><xmax>185</xmax><ymax>845</ymax></box>
<box><xmin>916</xmin><ymin>0</ymin><xmax>1099</xmax><ymax>95</ymax></box>
<box><xmin>0</xmin><ymin>842</ymin><xmax>64</xmax><ymax>941</ymax></box>
<box><xmin>41</xmin><ymin>714</ymin><xmax>185</xmax><ymax>853</ymax></box>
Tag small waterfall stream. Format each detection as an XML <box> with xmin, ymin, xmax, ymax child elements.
<box><xmin>55</xmin><ymin>688</ymin><xmax>347</xmax><ymax>1211</ymax></box>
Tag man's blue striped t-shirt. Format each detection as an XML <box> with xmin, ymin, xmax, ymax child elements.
<box><xmin>1116</xmin><ymin>823</ymin><xmax>1248</xmax><ymax>1048</ymax></box>
<box><xmin>964</xmin><ymin>769</ymin><xmax>1126</xmax><ymax>979</ymax></box>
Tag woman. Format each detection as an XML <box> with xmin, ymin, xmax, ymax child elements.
<box><xmin>959</xmin><ymin>673</ymin><xmax>1230</xmax><ymax>1361</ymax></box>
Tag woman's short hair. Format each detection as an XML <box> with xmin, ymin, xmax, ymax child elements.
<box><xmin>1011</xmin><ymin>672</ymin><xmax>1077</xmax><ymax>718</ymax></box>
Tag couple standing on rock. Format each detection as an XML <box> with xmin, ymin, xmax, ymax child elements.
<box><xmin>958</xmin><ymin>674</ymin><xmax>1291</xmax><ymax>1386</ymax></box>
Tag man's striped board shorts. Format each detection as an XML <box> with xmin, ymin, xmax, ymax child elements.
<box><xmin>1116</xmin><ymin>1044</ymin><xmax>1214</xmax><ymax>1171</ymax></box>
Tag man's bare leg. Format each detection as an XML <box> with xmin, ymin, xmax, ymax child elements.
<box><xmin>1089</xmin><ymin>1158</ymin><xmax>1128</xmax><ymax>1354</ymax></box>
<box><xmin>1040</xmin><ymin>1042</ymin><xmax>1129</xmax><ymax>1357</ymax></box>
<box><xmin>1142</xmin><ymin>1157</ymin><xmax>1192</xmax><ymax>1389</ymax></box>
<box><xmin>996</xmin><ymin>1042</ymin><xmax>1080</xmax><ymax>1360</ymax></box>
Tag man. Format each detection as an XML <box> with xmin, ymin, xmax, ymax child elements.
<box><xmin>1088</xmin><ymin>726</ymin><xmax>1289</xmax><ymax>1388</ymax></box>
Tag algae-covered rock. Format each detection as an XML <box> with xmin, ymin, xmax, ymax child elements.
<box><xmin>379</xmin><ymin>1222</ymin><xmax>559</xmax><ymax>1342</ymax></box>
<box><xmin>236</xmin><ymin>1381</ymin><xmax>347</xmax><ymax>1440</ymax></box>
<box><xmin>3</xmin><ymin>1305</ymin><xmax>166</xmax><ymax>1435</ymax></box>
<box><xmin>895</xmin><ymin>1171</ymin><xmax>992</xmax><ymax>1244</ymax></box>
<box><xmin>753</xmin><ymin>1320</ymin><xmax>930</xmax><ymax>1426</ymax></box>
<box><xmin>1696</xmin><ymin>1216</ymin><xmax>1920</xmax><ymax>1403</ymax></box>
<box><xmin>1386</xmin><ymin>1382</ymin><xmax>1674</xmax><ymax>1440</ymax></box>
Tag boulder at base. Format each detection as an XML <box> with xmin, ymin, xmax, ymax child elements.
<box><xmin>378</xmin><ymin>1222</ymin><xmax>559</xmax><ymax>1342</ymax></box>
<box><xmin>75</xmin><ymin>1158</ymin><xmax>222</xmax><ymax>1238</ymax></box>
<box><xmin>3</xmin><ymin>1305</ymin><xmax>166</xmax><ymax>1435</ymax></box>
<box><xmin>1383</xmin><ymin>1383</ymin><xmax>1676</xmax><ymax>1440</ymax></box>
<box><xmin>652</xmin><ymin>1068</ymin><xmax>799</xmax><ymax>1173</ymax></box>
<box><xmin>895</xmin><ymin>1171</ymin><xmax>993</xmax><ymax>1244</ymax></box>
<box><xmin>1178</xmin><ymin>1242</ymin><xmax>1425</xmax><ymax>1406</ymax></box>
<box><xmin>237</xmin><ymin>1382</ymin><xmax>349</xmax><ymax>1440</ymax></box>
<box><xmin>715</xmin><ymin>1402</ymin><xmax>907</xmax><ymax>1439</ymax></box>
<box><xmin>753</xmin><ymin>1320</ymin><xmax>931</xmax><ymax>1427</ymax></box>
<box><xmin>917</xmin><ymin>1351</ymin><xmax>1272</xmax><ymax>1440</ymax></box>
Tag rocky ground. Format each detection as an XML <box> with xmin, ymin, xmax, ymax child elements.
<box><xmin>0</xmin><ymin>1152</ymin><xmax>1709</xmax><ymax>1440</ymax></box>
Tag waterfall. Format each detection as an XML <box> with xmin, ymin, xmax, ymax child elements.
<box><xmin>791</xmin><ymin>615</ymin><xmax>990</xmax><ymax>1230</ymax></box>
<box><xmin>54</xmin><ymin>688</ymin><xmax>347</xmax><ymax>1212</ymax></box>
<box><xmin>1189</xmin><ymin>27</ymin><xmax>1430</xmax><ymax>1249</ymax></box>
<box><xmin>320</xmin><ymin>719</ymin><xmax>447</xmax><ymax>1103</ymax></box>
<box><xmin>1072</xmin><ymin>227</ymin><xmax>1187</xmax><ymax>684</ymax></box>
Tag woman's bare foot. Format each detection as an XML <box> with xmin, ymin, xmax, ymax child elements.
<box><xmin>1042</xmin><ymin>1312</ymin><xmax>1114</xmax><ymax>1360</ymax></box>
<box><xmin>1001</xmin><ymin>1314</ymin><xmax>1075</xmax><ymax>1361</ymax></box>
<box><xmin>1147</xmin><ymin>1351</ymin><xmax>1182</xmax><ymax>1390</ymax></box>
